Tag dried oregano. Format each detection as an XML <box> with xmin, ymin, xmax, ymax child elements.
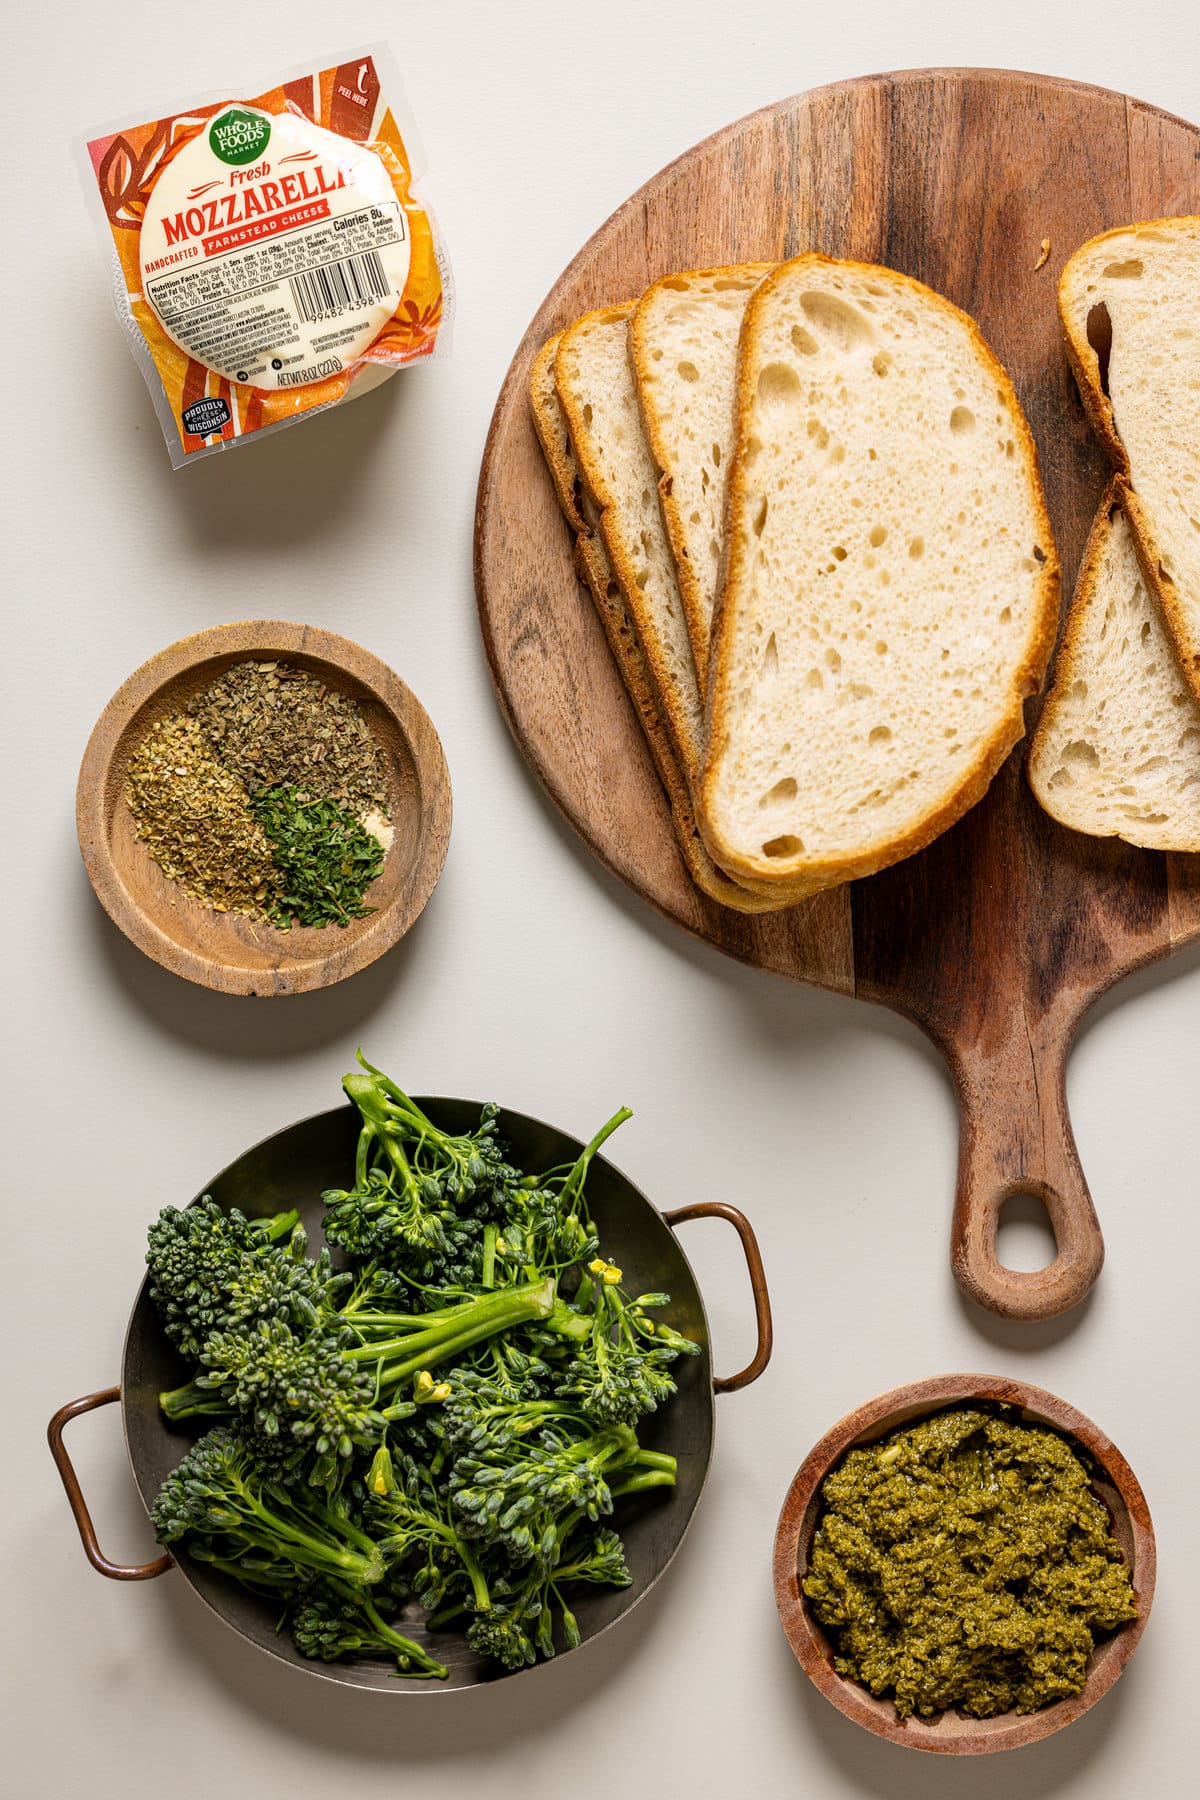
<box><xmin>125</xmin><ymin>715</ymin><xmax>281</xmax><ymax>918</ymax></box>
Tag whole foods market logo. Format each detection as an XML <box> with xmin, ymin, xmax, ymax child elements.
<box><xmin>208</xmin><ymin>108</ymin><xmax>271</xmax><ymax>166</ymax></box>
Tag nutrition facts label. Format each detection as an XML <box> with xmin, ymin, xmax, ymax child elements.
<box><xmin>137</xmin><ymin>106</ymin><xmax>412</xmax><ymax>391</ymax></box>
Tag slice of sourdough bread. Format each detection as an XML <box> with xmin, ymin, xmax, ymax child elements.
<box><xmin>1028</xmin><ymin>488</ymin><xmax>1200</xmax><ymax>850</ymax></box>
<box><xmin>529</xmin><ymin>331</ymin><xmax>803</xmax><ymax>913</ymax></box>
<box><xmin>1059</xmin><ymin>218</ymin><xmax>1200</xmax><ymax>699</ymax></box>
<box><xmin>556</xmin><ymin>305</ymin><xmax>706</xmax><ymax>784</ymax></box>
<box><xmin>631</xmin><ymin>264</ymin><xmax>774</xmax><ymax>683</ymax></box>
<box><xmin>699</xmin><ymin>253</ymin><xmax>1060</xmax><ymax>888</ymax></box>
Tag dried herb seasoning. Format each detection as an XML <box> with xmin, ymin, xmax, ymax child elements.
<box><xmin>125</xmin><ymin>716</ymin><xmax>281</xmax><ymax>918</ymax></box>
<box><xmin>124</xmin><ymin>660</ymin><xmax>392</xmax><ymax>931</ymax></box>
<box><xmin>250</xmin><ymin>787</ymin><xmax>386</xmax><ymax>929</ymax></box>
<box><xmin>803</xmin><ymin>1407</ymin><xmax>1137</xmax><ymax>1720</ymax></box>
<box><xmin>186</xmin><ymin>661</ymin><xmax>389</xmax><ymax>821</ymax></box>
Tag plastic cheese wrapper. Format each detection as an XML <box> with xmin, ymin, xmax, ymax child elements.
<box><xmin>80</xmin><ymin>47</ymin><xmax>452</xmax><ymax>468</ymax></box>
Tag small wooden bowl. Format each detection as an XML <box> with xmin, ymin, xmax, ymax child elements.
<box><xmin>773</xmin><ymin>1374</ymin><xmax>1155</xmax><ymax>1756</ymax></box>
<box><xmin>77</xmin><ymin>622</ymin><xmax>452</xmax><ymax>996</ymax></box>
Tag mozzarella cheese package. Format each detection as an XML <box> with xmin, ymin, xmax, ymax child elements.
<box><xmin>82</xmin><ymin>48</ymin><xmax>452</xmax><ymax>466</ymax></box>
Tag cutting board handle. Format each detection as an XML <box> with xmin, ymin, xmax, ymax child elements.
<box><xmin>948</xmin><ymin>1031</ymin><xmax>1104</xmax><ymax>1321</ymax></box>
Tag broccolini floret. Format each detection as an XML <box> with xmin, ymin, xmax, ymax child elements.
<box><xmin>292</xmin><ymin>1587</ymin><xmax>447</xmax><ymax>1679</ymax></box>
<box><xmin>152</xmin><ymin>1427</ymin><xmax>385</xmax><ymax>1588</ymax></box>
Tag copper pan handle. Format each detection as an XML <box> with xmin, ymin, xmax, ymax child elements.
<box><xmin>47</xmin><ymin>1388</ymin><xmax>171</xmax><ymax>1581</ymax></box>
<box><xmin>663</xmin><ymin>1202</ymin><xmax>773</xmax><ymax>1392</ymax></box>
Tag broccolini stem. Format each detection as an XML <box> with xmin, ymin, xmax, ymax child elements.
<box><xmin>632</xmin><ymin>1449</ymin><xmax>677</xmax><ymax>1475</ymax></box>
<box><xmin>238</xmin><ymin>1486</ymin><xmax>384</xmax><ymax>1583</ymax></box>
<box><xmin>609</xmin><ymin>1468</ymin><xmax>677</xmax><ymax>1499</ymax></box>
<box><xmin>346</xmin><ymin>1278</ymin><xmax>556</xmax><ymax>1382</ymax></box>
<box><xmin>252</xmin><ymin>1209</ymin><xmax>303</xmax><ymax>1241</ymax></box>
<box><xmin>481</xmin><ymin>1222</ymin><xmax>498</xmax><ymax>1290</ymax></box>
<box><xmin>359</xmin><ymin>1595</ymin><xmax>448</xmax><ymax>1679</ymax></box>
<box><xmin>556</xmin><ymin>1108</ymin><xmax>632</xmax><ymax>1211</ymax></box>
<box><xmin>458</xmin><ymin>1540</ymin><xmax>493</xmax><ymax>1613</ymax></box>
<box><xmin>158</xmin><ymin>1380</ymin><xmax>233</xmax><ymax>1421</ymax></box>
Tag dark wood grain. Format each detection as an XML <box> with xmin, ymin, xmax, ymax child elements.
<box><xmin>77</xmin><ymin>622</ymin><xmax>452</xmax><ymax>996</ymax></box>
<box><xmin>475</xmin><ymin>70</ymin><xmax>1200</xmax><ymax>1320</ymax></box>
<box><xmin>773</xmin><ymin>1374</ymin><xmax>1156</xmax><ymax>1754</ymax></box>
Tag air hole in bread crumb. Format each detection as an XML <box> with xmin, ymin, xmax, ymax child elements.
<box><xmin>1086</xmin><ymin>302</ymin><xmax>1113</xmax><ymax>396</ymax></box>
<box><xmin>950</xmin><ymin>406</ymin><xmax>976</xmax><ymax>434</ymax></box>
<box><xmin>1103</xmin><ymin>259</ymin><xmax>1144</xmax><ymax>279</ymax></box>
<box><xmin>762</xmin><ymin>834</ymin><xmax>804</xmax><ymax>858</ymax></box>
<box><xmin>662</xmin><ymin>278</ymin><xmax>689</xmax><ymax>292</ymax></box>
<box><xmin>999</xmin><ymin>606</ymin><xmax>1012</xmax><ymax>624</ymax></box>
<box><xmin>758</xmin><ymin>362</ymin><xmax>803</xmax><ymax>413</ymax></box>
<box><xmin>583</xmin><ymin>404</ymin><xmax>593</xmax><ymax>425</ymax></box>
<box><xmin>762</xmin><ymin>632</ymin><xmax>779</xmax><ymax>678</ymax></box>
<box><xmin>753</xmin><ymin>497</ymin><xmax>769</xmax><ymax>537</ymax></box>
<box><xmin>869</xmin><ymin>524</ymin><xmax>888</xmax><ymax>546</ymax></box>
<box><xmin>1062</xmin><ymin>739</ymin><xmax>1100</xmax><ymax>768</ymax></box>
<box><xmin>869</xmin><ymin>726</ymin><xmax>892</xmax><ymax>745</ymax></box>
<box><xmin>790</xmin><ymin>325</ymin><xmax>819</xmax><ymax>355</ymax></box>
<box><xmin>908</xmin><ymin>536</ymin><xmax>924</xmax><ymax>560</ymax></box>
<box><xmin>1140</xmin><ymin>621</ymin><xmax>1153</xmax><ymax>641</ymax></box>
<box><xmin>799</xmin><ymin>290</ymin><xmax>875</xmax><ymax>351</ymax></box>
<box><xmin>712</xmin><ymin>442</ymin><xmax>722</xmax><ymax>466</ymax></box>
<box><xmin>677</xmin><ymin>360</ymin><xmax>700</xmax><ymax>383</ymax></box>
<box><xmin>806</xmin><ymin>668</ymin><xmax>823</xmax><ymax>689</ymax></box>
<box><xmin>760</xmin><ymin>776</ymin><xmax>797</xmax><ymax>806</ymax></box>
<box><xmin>1069</xmin><ymin>679</ymin><xmax>1088</xmax><ymax>701</ymax></box>
<box><xmin>868</xmin><ymin>448</ymin><xmax>878</xmax><ymax>460</ymax></box>
<box><xmin>872</xmin><ymin>352</ymin><xmax>892</xmax><ymax>377</ymax></box>
<box><xmin>826</xmin><ymin>648</ymin><xmax>842</xmax><ymax>672</ymax></box>
<box><xmin>875</xmin><ymin>640</ymin><xmax>888</xmax><ymax>655</ymax></box>
<box><xmin>1032</xmin><ymin>544</ymin><xmax>1047</xmax><ymax>564</ymax></box>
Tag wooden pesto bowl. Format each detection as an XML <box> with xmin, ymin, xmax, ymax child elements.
<box><xmin>773</xmin><ymin>1374</ymin><xmax>1155</xmax><ymax>1755</ymax></box>
<box><xmin>77</xmin><ymin>622</ymin><xmax>451</xmax><ymax>996</ymax></box>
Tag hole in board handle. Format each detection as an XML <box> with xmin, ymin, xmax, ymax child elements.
<box><xmin>996</xmin><ymin>1192</ymin><xmax>1058</xmax><ymax>1273</ymax></box>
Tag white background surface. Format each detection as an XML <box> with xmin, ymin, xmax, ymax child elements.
<box><xmin>4</xmin><ymin>2</ymin><xmax>1197</xmax><ymax>1795</ymax></box>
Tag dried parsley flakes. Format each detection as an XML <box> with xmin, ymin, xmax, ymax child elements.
<box><xmin>125</xmin><ymin>716</ymin><xmax>282</xmax><ymax>919</ymax></box>
<box><xmin>250</xmin><ymin>787</ymin><xmax>385</xmax><ymax>929</ymax></box>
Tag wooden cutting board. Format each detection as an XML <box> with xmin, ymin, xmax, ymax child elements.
<box><xmin>475</xmin><ymin>70</ymin><xmax>1200</xmax><ymax>1321</ymax></box>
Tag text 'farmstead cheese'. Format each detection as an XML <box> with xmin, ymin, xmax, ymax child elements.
<box><xmin>84</xmin><ymin>50</ymin><xmax>451</xmax><ymax>466</ymax></box>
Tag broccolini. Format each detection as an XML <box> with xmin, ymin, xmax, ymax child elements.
<box><xmin>146</xmin><ymin>1054</ymin><xmax>696</xmax><ymax>1678</ymax></box>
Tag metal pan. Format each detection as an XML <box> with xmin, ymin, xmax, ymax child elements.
<box><xmin>49</xmin><ymin>1100</ymin><xmax>772</xmax><ymax>1690</ymax></box>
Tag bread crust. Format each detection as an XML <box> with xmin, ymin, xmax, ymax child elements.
<box><xmin>555</xmin><ymin>303</ymin><xmax>704</xmax><ymax>783</ymax></box>
<box><xmin>630</xmin><ymin>263</ymin><xmax>775</xmax><ymax>688</ymax></box>
<box><xmin>699</xmin><ymin>252</ymin><xmax>1061</xmax><ymax>888</ymax></box>
<box><xmin>530</xmin><ymin>329</ymin><xmax>809</xmax><ymax>913</ymax></box>
<box><xmin>1058</xmin><ymin>216</ymin><xmax>1200</xmax><ymax>702</ymax></box>
<box><xmin>1027</xmin><ymin>481</ymin><xmax>1200</xmax><ymax>852</ymax></box>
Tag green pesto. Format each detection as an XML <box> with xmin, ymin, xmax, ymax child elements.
<box><xmin>803</xmin><ymin>1408</ymin><xmax>1137</xmax><ymax>1720</ymax></box>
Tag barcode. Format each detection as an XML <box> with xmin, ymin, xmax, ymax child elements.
<box><xmin>288</xmin><ymin>251</ymin><xmax>390</xmax><ymax>321</ymax></box>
